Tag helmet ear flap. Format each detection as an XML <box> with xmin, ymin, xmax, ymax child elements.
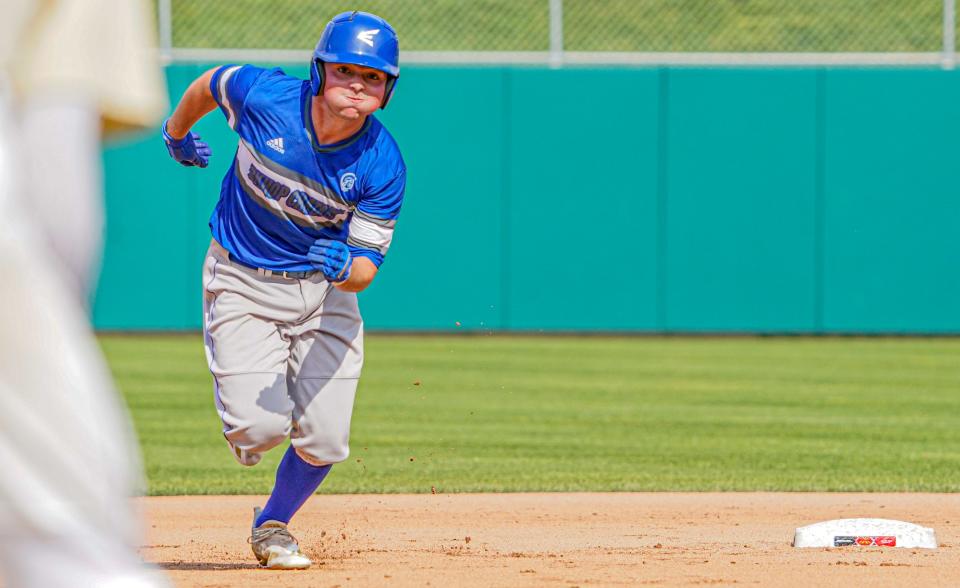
<box><xmin>310</xmin><ymin>59</ymin><xmax>326</xmax><ymax>96</ymax></box>
<box><xmin>380</xmin><ymin>76</ymin><xmax>398</xmax><ymax>109</ymax></box>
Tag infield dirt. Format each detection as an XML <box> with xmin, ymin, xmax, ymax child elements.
<box><xmin>141</xmin><ymin>493</ymin><xmax>960</xmax><ymax>587</ymax></box>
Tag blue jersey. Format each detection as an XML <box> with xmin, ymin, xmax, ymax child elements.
<box><xmin>208</xmin><ymin>64</ymin><xmax>406</xmax><ymax>271</ymax></box>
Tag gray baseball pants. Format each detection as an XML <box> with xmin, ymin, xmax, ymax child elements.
<box><xmin>202</xmin><ymin>239</ymin><xmax>363</xmax><ymax>467</ymax></box>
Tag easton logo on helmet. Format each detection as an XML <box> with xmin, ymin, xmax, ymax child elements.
<box><xmin>357</xmin><ymin>29</ymin><xmax>380</xmax><ymax>47</ymax></box>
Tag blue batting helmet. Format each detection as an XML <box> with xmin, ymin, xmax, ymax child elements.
<box><xmin>310</xmin><ymin>11</ymin><xmax>400</xmax><ymax>108</ymax></box>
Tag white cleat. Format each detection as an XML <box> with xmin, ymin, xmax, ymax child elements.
<box><xmin>259</xmin><ymin>544</ymin><xmax>313</xmax><ymax>570</ymax></box>
<box><xmin>249</xmin><ymin>507</ymin><xmax>312</xmax><ymax>570</ymax></box>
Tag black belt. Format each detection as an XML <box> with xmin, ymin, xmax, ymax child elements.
<box><xmin>228</xmin><ymin>256</ymin><xmax>319</xmax><ymax>280</ymax></box>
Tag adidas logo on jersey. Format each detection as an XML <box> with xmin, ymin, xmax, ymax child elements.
<box><xmin>266</xmin><ymin>137</ymin><xmax>285</xmax><ymax>154</ymax></box>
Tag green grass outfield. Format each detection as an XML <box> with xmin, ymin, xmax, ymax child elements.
<box><xmin>100</xmin><ymin>334</ymin><xmax>960</xmax><ymax>496</ymax></box>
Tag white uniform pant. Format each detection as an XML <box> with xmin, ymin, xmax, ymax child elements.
<box><xmin>202</xmin><ymin>240</ymin><xmax>364</xmax><ymax>467</ymax></box>
<box><xmin>0</xmin><ymin>97</ymin><xmax>160</xmax><ymax>587</ymax></box>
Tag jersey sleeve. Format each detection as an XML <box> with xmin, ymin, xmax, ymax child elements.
<box><xmin>347</xmin><ymin>167</ymin><xmax>406</xmax><ymax>267</ymax></box>
<box><xmin>209</xmin><ymin>64</ymin><xmax>268</xmax><ymax>130</ymax></box>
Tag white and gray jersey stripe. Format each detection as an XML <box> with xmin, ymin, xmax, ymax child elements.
<box><xmin>347</xmin><ymin>210</ymin><xmax>395</xmax><ymax>255</ymax></box>
<box><xmin>233</xmin><ymin>139</ymin><xmax>396</xmax><ymax>256</ymax></box>
<box><xmin>217</xmin><ymin>65</ymin><xmax>243</xmax><ymax>129</ymax></box>
<box><xmin>234</xmin><ymin>139</ymin><xmax>352</xmax><ymax>229</ymax></box>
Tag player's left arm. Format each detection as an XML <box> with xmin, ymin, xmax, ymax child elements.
<box><xmin>308</xmin><ymin>165</ymin><xmax>405</xmax><ymax>292</ymax></box>
<box><xmin>336</xmin><ymin>257</ymin><xmax>379</xmax><ymax>292</ymax></box>
<box><xmin>306</xmin><ymin>239</ymin><xmax>379</xmax><ymax>292</ymax></box>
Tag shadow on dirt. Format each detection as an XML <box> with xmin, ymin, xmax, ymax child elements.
<box><xmin>157</xmin><ymin>562</ymin><xmax>262</xmax><ymax>571</ymax></box>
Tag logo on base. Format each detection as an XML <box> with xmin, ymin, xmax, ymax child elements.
<box><xmin>834</xmin><ymin>536</ymin><xmax>897</xmax><ymax>547</ymax></box>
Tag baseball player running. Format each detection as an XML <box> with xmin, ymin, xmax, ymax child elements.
<box><xmin>162</xmin><ymin>11</ymin><xmax>406</xmax><ymax>569</ymax></box>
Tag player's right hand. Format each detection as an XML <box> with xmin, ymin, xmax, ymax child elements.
<box><xmin>162</xmin><ymin>119</ymin><xmax>211</xmax><ymax>168</ymax></box>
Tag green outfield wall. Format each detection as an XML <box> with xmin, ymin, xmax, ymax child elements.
<box><xmin>94</xmin><ymin>65</ymin><xmax>960</xmax><ymax>333</ymax></box>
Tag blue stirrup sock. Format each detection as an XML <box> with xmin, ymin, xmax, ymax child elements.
<box><xmin>256</xmin><ymin>444</ymin><xmax>331</xmax><ymax>527</ymax></box>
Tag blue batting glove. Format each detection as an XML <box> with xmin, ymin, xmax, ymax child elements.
<box><xmin>162</xmin><ymin>118</ymin><xmax>211</xmax><ymax>168</ymax></box>
<box><xmin>307</xmin><ymin>238</ymin><xmax>352</xmax><ymax>283</ymax></box>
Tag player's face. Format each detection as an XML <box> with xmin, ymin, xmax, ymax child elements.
<box><xmin>322</xmin><ymin>62</ymin><xmax>388</xmax><ymax>120</ymax></box>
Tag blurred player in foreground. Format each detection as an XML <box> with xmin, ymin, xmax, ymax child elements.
<box><xmin>0</xmin><ymin>1</ymin><xmax>169</xmax><ymax>586</ymax></box>
<box><xmin>161</xmin><ymin>11</ymin><xmax>406</xmax><ymax>569</ymax></box>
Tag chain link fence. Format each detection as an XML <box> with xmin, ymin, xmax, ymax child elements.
<box><xmin>168</xmin><ymin>0</ymin><xmax>547</xmax><ymax>51</ymax></box>
<box><xmin>160</xmin><ymin>0</ymin><xmax>957</xmax><ymax>65</ymax></box>
<box><xmin>566</xmin><ymin>0</ymin><xmax>943</xmax><ymax>52</ymax></box>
